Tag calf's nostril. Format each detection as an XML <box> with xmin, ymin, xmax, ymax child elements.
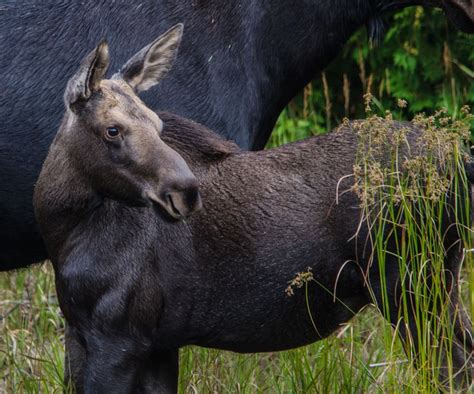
<box><xmin>165</xmin><ymin>192</ymin><xmax>182</xmax><ymax>217</ymax></box>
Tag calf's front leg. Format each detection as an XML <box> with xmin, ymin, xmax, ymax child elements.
<box><xmin>64</xmin><ymin>325</ymin><xmax>86</xmax><ymax>393</ymax></box>
<box><xmin>82</xmin><ymin>333</ymin><xmax>143</xmax><ymax>394</ymax></box>
<box><xmin>137</xmin><ymin>349</ymin><xmax>179</xmax><ymax>393</ymax></box>
<box><xmin>65</xmin><ymin>328</ymin><xmax>179</xmax><ymax>393</ymax></box>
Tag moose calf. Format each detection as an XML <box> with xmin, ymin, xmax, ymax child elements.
<box><xmin>34</xmin><ymin>26</ymin><xmax>472</xmax><ymax>393</ymax></box>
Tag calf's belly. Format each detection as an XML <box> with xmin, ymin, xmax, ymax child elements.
<box><xmin>156</xmin><ymin>288</ymin><xmax>367</xmax><ymax>353</ymax></box>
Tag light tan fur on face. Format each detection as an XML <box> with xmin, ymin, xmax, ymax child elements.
<box><xmin>91</xmin><ymin>80</ymin><xmax>165</xmax><ymax>166</ymax></box>
<box><xmin>98</xmin><ymin>80</ymin><xmax>163</xmax><ymax>132</ymax></box>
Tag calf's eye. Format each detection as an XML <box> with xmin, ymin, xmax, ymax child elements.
<box><xmin>105</xmin><ymin>127</ymin><xmax>120</xmax><ymax>140</ymax></box>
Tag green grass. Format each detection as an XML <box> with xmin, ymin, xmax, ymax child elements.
<box><xmin>0</xmin><ymin>265</ymin><xmax>65</xmax><ymax>393</ymax></box>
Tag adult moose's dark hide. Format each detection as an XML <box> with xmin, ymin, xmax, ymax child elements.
<box><xmin>1</xmin><ymin>0</ymin><xmax>473</xmax><ymax>269</ymax></box>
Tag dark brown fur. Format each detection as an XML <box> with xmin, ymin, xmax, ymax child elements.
<box><xmin>35</xmin><ymin>108</ymin><xmax>473</xmax><ymax>391</ymax></box>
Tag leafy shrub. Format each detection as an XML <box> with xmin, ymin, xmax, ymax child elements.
<box><xmin>270</xmin><ymin>7</ymin><xmax>474</xmax><ymax>147</ymax></box>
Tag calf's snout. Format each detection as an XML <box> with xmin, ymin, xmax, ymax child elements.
<box><xmin>145</xmin><ymin>143</ymin><xmax>202</xmax><ymax>219</ymax></box>
<box><xmin>165</xmin><ymin>180</ymin><xmax>202</xmax><ymax>219</ymax></box>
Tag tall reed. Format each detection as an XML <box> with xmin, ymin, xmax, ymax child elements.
<box><xmin>352</xmin><ymin>103</ymin><xmax>473</xmax><ymax>391</ymax></box>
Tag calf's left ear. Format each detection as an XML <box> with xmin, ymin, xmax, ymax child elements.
<box><xmin>115</xmin><ymin>23</ymin><xmax>183</xmax><ymax>93</ymax></box>
<box><xmin>64</xmin><ymin>40</ymin><xmax>110</xmax><ymax>110</ymax></box>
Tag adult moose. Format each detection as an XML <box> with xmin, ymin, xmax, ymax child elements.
<box><xmin>34</xmin><ymin>30</ymin><xmax>472</xmax><ymax>393</ymax></box>
<box><xmin>2</xmin><ymin>0</ymin><xmax>474</xmax><ymax>270</ymax></box>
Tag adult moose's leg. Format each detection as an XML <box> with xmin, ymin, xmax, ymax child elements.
<box><xmin>368</xmin><ymin>253</ymin><xmax>472</xmax><ymax>390</ymax></box>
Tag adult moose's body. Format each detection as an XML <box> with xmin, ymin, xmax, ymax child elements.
<box><xmin>1</xmin><ymin>0</ymin><xmax>474</xmax><ymax>270</ymax></box>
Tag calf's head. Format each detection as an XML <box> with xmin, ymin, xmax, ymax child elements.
<box><xmin>62</xmin><ymin>24</ymin><xmax>201</xmax><ymax>219</ymax></box>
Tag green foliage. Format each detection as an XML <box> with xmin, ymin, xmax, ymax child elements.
<box><xmin>269</xmin><ymin>7</ymin><xmax>474</xmax><ymax>147</ymax></box>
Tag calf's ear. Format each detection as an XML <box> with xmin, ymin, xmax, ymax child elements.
<box><xmin>64</xmin><ymin>40</ymin><xmax>110</xmax><ymax>111</ymax></box>
<box><xmin>115</xmin><ymin>24</ymin><xmax>183</xmax><ymax>93</ymax></box>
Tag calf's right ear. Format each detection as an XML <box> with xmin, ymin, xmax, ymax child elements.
<box><xmin>114</xmin><ymin>24</ymin><xmax>183</xmax><ymax>93</ymax></box>
<box><xmin>64</xmin><ymin>40</ymin><xmax>110</xmax><ymax>111</ymax></box>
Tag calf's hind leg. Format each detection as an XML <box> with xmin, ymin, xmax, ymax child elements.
<box><xmin>369</xmin><ymin>254</ymin><xmax>472</xmax><ymax>390</ymax></box>
<box><xmin>445</xmin><ymin>249</ymin><xmax>472</xmax><ymax>351</ymax></box>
